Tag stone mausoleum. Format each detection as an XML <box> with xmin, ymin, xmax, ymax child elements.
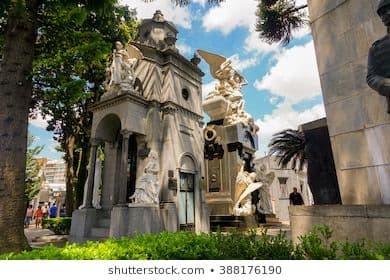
<box><xmin>70</xmin><ymin>11</ymin><xmax>209</xmax><ymax>241</ymax></box>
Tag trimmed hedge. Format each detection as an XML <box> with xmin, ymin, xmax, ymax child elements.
<box><xmin>2</xmin><ymin>226</ymin><xmax>390</xmax><ymax>260</ymax></box>
<box><xmin>42</xmin><ymin>218</ymin><xmax>72</xmax><ymax>235</ymax></box>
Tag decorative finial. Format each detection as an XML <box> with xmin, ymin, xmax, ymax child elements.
<box><xmin>153</xmin><ymin>10</ymin><xmax>165</xmax><ymax>22</ymax></box>
<box><xmin>191</xmin><ymin>53</ymin><xmax>201</xmax><ymax>65</ymax></box>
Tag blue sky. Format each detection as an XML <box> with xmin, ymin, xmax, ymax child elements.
<box><xmin>29</xmin><ymin>0</ymin><xmax>325</xmax><ymax>160</ymax></box>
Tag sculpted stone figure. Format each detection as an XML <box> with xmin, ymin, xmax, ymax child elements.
<box><xmin>130</xmin><ymin>150</ymin><xmax>160</xmax><ymax>204</ymax></box>
<box><xmin>78</xmin><ymin>158</ymin><xmax>102</xmax><ymax>209</ymax></box>
<box><xmin>197</xmin><ymin>49</ymin><xmax>247</xmax><ymax>100</ymax></box>
<box><xmin>367</xmin><ymin>0</ymin><xmax>390</xmax><ymax>114</ymax></box>
<box><xmin>105</xmin><ymin>41</ymin><xmax>143</xmax><ymax>94</ymax></box>
<box><xmin>255</xmin><ymin>165</ymin><xmax>275</xmax><ymax>215</ymax></box>
<box><xmin>233</xmin><ymin>161</ymin><xmax>264</xmax><ymax>216</ymax></box>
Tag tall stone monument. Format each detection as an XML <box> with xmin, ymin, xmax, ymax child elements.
<box><xmin>198</xmin><ymin>50</ymin><xmax>263</xmax><ymax>219</ymax></box>
<box><xmin>290</xmin><ymin>0</ymin><xmax>390</xmax><ymax>242</ymax></box>
<box><xmin>70</xmin><ymin>11</ymin><xmax>209</xmax><ymax>242</ymax></box>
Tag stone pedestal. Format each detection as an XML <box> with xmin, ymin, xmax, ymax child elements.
<box><xmin>161</xmin><ymin>202</ymin><xmax>178</xmax><ymax>232</ymax></box>
<box><xmin>289</xmin><ymin>205</ymin><xmax>390</xmax><ymax>243</ymax></box>
<box><xmin>127</xmin><ymin>204</ymin><xmax>162</xmax><ymax>236</ymax></box>
<box><xmin>69</xmin><ymin>208</ymin><xmax>97</xmax><ymax>242</ymax></box>
<box><xmin>204</xmin><ymin>121</ymin><xmax>257</xmax><ymax>216</ymax></box>
<box><xmin>203</xmin><ymin>96</ymin><xmax>230</xmax><ymax>121</ymax></box>
<box><xmin>307</xmin><ymin>0</ymin><xmax>390</xmax><ymax>204</ymax></box>
<box><xmin>109</xmin><ymin>206</ymin><xmax>129</xmax><ymax>238</ymax></box>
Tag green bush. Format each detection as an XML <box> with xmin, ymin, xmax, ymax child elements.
<box><xmin>1</xmin><ymin>225</ymin><xmax>390</xmax><ymax>260</ymax></box>
<box><xmin>296</xmin><ymin>225</ymin><xmax>390</xmax><ymax>260</ymax></box>
<box><xmin>42</xmin><ymin>218</ymin><xmax>72</xmax><ymax>235</ymax></box>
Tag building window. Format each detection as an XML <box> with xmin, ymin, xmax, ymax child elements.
<box><xmin>278</xmin><ymin>177</ymin><xmax>288</xmax><ymax>198</ymax></box>
<box><xmin>182</xmin><ymin>88</ymin><xmax>189</xmax><ymax>100</ymax></box>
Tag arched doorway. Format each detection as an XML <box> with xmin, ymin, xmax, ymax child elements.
<box><xmin>178</xmin><ymin>155</ymin><xmax>197</xmax><ymax>231</ymax></box>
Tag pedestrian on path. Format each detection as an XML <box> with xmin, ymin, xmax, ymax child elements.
<box><xmin>49</xmin><ymin>203</ymin><xmax>57</xmax><ymax>218</ymax></box>
<box><xmin>34</xmin><ymin>206</ymin><xmax>43</xmax><ymax>228</ymax></box>
<box><xmin>24</xmin><ymin>205</ymin><xmax>34</xmax><ymax>228</ymax></box>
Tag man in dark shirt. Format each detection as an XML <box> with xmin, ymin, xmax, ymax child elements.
<box><xmin>289</xmin><ymin>187</ymin><xmax>304</xmax><ymax>205</ymax></box>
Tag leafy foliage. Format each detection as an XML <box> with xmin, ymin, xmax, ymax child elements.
<box><xmin>1</xmin><ymin>230</ymin><xmax>300</xmax><ymax>260</ymax></box>
<box><xmin>2</xmin><ymin>226</ymin><xmax>390</xmax><ymax>260</ymax></box>
<box><xmin>42</xmin><ymin>218</ymin><xmax>72</xmax><ymax>235</ymax></box>
<box><xmin>256</xmin><ymin>0</ymin><xmax>307</xmax><ymax>46</ymax></box>
<box><xmin>25</xmin><ymin>134</ymin><xmax>44</xmax><ymax>203</ymax></box>
<box><xmin>268</xmin><ymin>129</ymin><xmax>306</xmax><ymax>171</ymax></box>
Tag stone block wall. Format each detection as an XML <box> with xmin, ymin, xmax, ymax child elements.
<box><xmin>308</xmin><ymin>0</ymin><xmax>390</xmax><ymax>204</ymax></box>
<box><xmin>290</xmin><ymin>205</ymin><xmax>390</xmax><ymax>243</ymax></box>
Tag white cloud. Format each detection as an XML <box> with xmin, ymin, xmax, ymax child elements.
<box><xmin>176</xmin><ymin>42</ymin><xmax>193</xmax><ymax>56</ymax></box>
<box><xmin>244</xmin><ymin>27</ymin><xmax>280</xmax><ymax>54</ymax></box>
<box><xmin>201</xmin><ymin>0</ymin><xmax>310</xmax><ymax>55</ymax></box>
<box><xmin>256</xmin><ymin>101</ymin><xmax>326</xmax><ymax>156</ymax></box>
<box><xmin>292</xmin><ymin>24</ymin><xmax>311</xmax><ymax>39</ymax></box>
<box><xmin>29</xmin><ymin>112</ymin><xmax>51</xmax><ymax>129</ymax></box>
<box><xmin>202</xmin><ymin>80</ymin><xmax>217</xmax><ymax>100</ymax></box>
<box><xmin>192</xmin><ymin>0</ymin><xmax>208</xmax><ymax>6</ymax></box>
<box><xmin>202</xmin><ymin>0</ymin><xmax>256</xmax><ymax>34</ymax></box>
<box><xmin>121</xmin><ymin>0</ymin><xmax>192</xmax><ymax>29</ymax></box>
<box><xmin>254</xmin><ymin>41</ymin><xmax>321</xmax><ymax>103</ymax></box>
<box><xmin>269</xmin><ymin>96</ymin><xmax>280</xmax><ymax>105</ymax></box>
<box><xmin>229</xmin><ymin>54</ymin><xmax>258</xmax><ymax>72</ymax></box>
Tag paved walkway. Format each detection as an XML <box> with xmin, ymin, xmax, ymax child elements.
<box><xmin>24</xmin><ymin>225</ymin><xmax>68</xmax><ymax>248</ymax></box>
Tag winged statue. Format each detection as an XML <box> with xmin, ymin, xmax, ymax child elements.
<box><xmin>104</xmin><ymin>41</ymin><xmax>144</xmax><ymax>93</ymax></box>
<box><xmin>197</xmin><ymin>49</ymin><xmax>247</xmax><ymax>99</ymax></box>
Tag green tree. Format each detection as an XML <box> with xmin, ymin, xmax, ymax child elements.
<box><xmin>0</xmin><ymin>0</ymin><xmax>117</xmax><ymax>254</ymax></box>
<box><xmin>255</xmin><ymin>0</ymin><xmax>308</xmax><ymax>46</ymax></box>
<box><xmin>0</xmin><ymin>0</ymin><xmax>40</xmax><ymax>254</ymax></box>
<box><xmin>268</xmin><ymin>128</ymin><xmax>306</xmax><ymax>171</ymax></box>
<box><xmin>25</xmin><ymin>134</ymin><xmax>44</xmax><ymax>204</ymax></box>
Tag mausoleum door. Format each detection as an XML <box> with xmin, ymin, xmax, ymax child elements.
<box><xmin>178</xmin><ymin>172</ymin><xmax>195</xmax><ymax>231</ymax></box>
<box><xmin>126</xmin><ymin>135</ymin><xmax>137</xmax><ymax>202</ymax></box>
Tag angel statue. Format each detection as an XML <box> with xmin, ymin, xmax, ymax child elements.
<box><xmin>197</xmin><ymin>49</ymin><xmax>247</xmax><ymax>100</ymax></box>
<box><xmin>255</xmin><ymin>165</ymin><xmax>275</xmax><ymax>215</ymax></box>
<box><xmin>129</xmin><ymin>150</ymin><xmax>160</xmax><ymax>204</ymax></box>
<box><xmin>105</xmin><ymin>41</ymin><xmax>143</xmax><ymax>94</ymax></box>
<box><xmin>233</xmin><ymin>170</ymin><xmax>259</xmax><ymax>216</ymax></box>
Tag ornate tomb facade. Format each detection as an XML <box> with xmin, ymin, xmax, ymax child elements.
<box><xmin>70</xmin><ymin>11</ymin><xmax>209</xmax><ymax>242</ymax></box>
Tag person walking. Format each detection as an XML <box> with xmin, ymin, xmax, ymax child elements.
<box><xmin>49</xmin><ymin>203</ymin><xmax>58</xmax><ymax>218</ymax></box>
<box><xmin>42</xmin><ymin>204</ymin><xmax>49</xmax><ymax>219</ymax></box>
<box><xmin>33</xmin><ymin>206</ymin><xmax>43</xmax><ymax>229</ymax></box>
<box><xmin>24</xmin><ymin>205</ymin><xmax>34</xmax><ymax>228</ymax></box>
<box><xmin>289</xmin><ymin>187</ymin><xmax>304</xmax><ymax>205</ymax></box>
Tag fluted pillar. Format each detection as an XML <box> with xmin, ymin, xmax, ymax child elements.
<box><xmin>118</xmin><ymin>129</ymin><xmax>131</xmax><ymax>205</ymax></box>
<box><xmin>84</xmin><ymin>138</ymin><xmax>99</xmax><ymax>208</ymax></box>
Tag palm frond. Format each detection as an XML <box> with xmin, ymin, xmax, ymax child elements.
<box><xmin>268</xmin><ymin>128</ymin><xmax>306</xmax><ymax>170</ymax></box>
<box><xmin>255</xmin><ymin>0</ymin><xmax>308</xmax><ymax>46</ymax></box>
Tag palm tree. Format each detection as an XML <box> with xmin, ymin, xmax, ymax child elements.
<box><xmin>255</xmin><ymin>0</ymin><xmax>308</xmax><ymax>46</ymax></box>
<box><xmin>268</xmin><ymin>128</ymin><xmax>306</xmax><ymax>171</ymax></box>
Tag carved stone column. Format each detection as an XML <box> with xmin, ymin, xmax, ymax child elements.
<box><xmin>84</xmin><ymin>138</ymin><xmax>100</xmax><ymax>208</ymax></box>
<box><xmin>118</xmin><ymin>129</ymin><xmax>132</xmax><ymax>205</ymax></box>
